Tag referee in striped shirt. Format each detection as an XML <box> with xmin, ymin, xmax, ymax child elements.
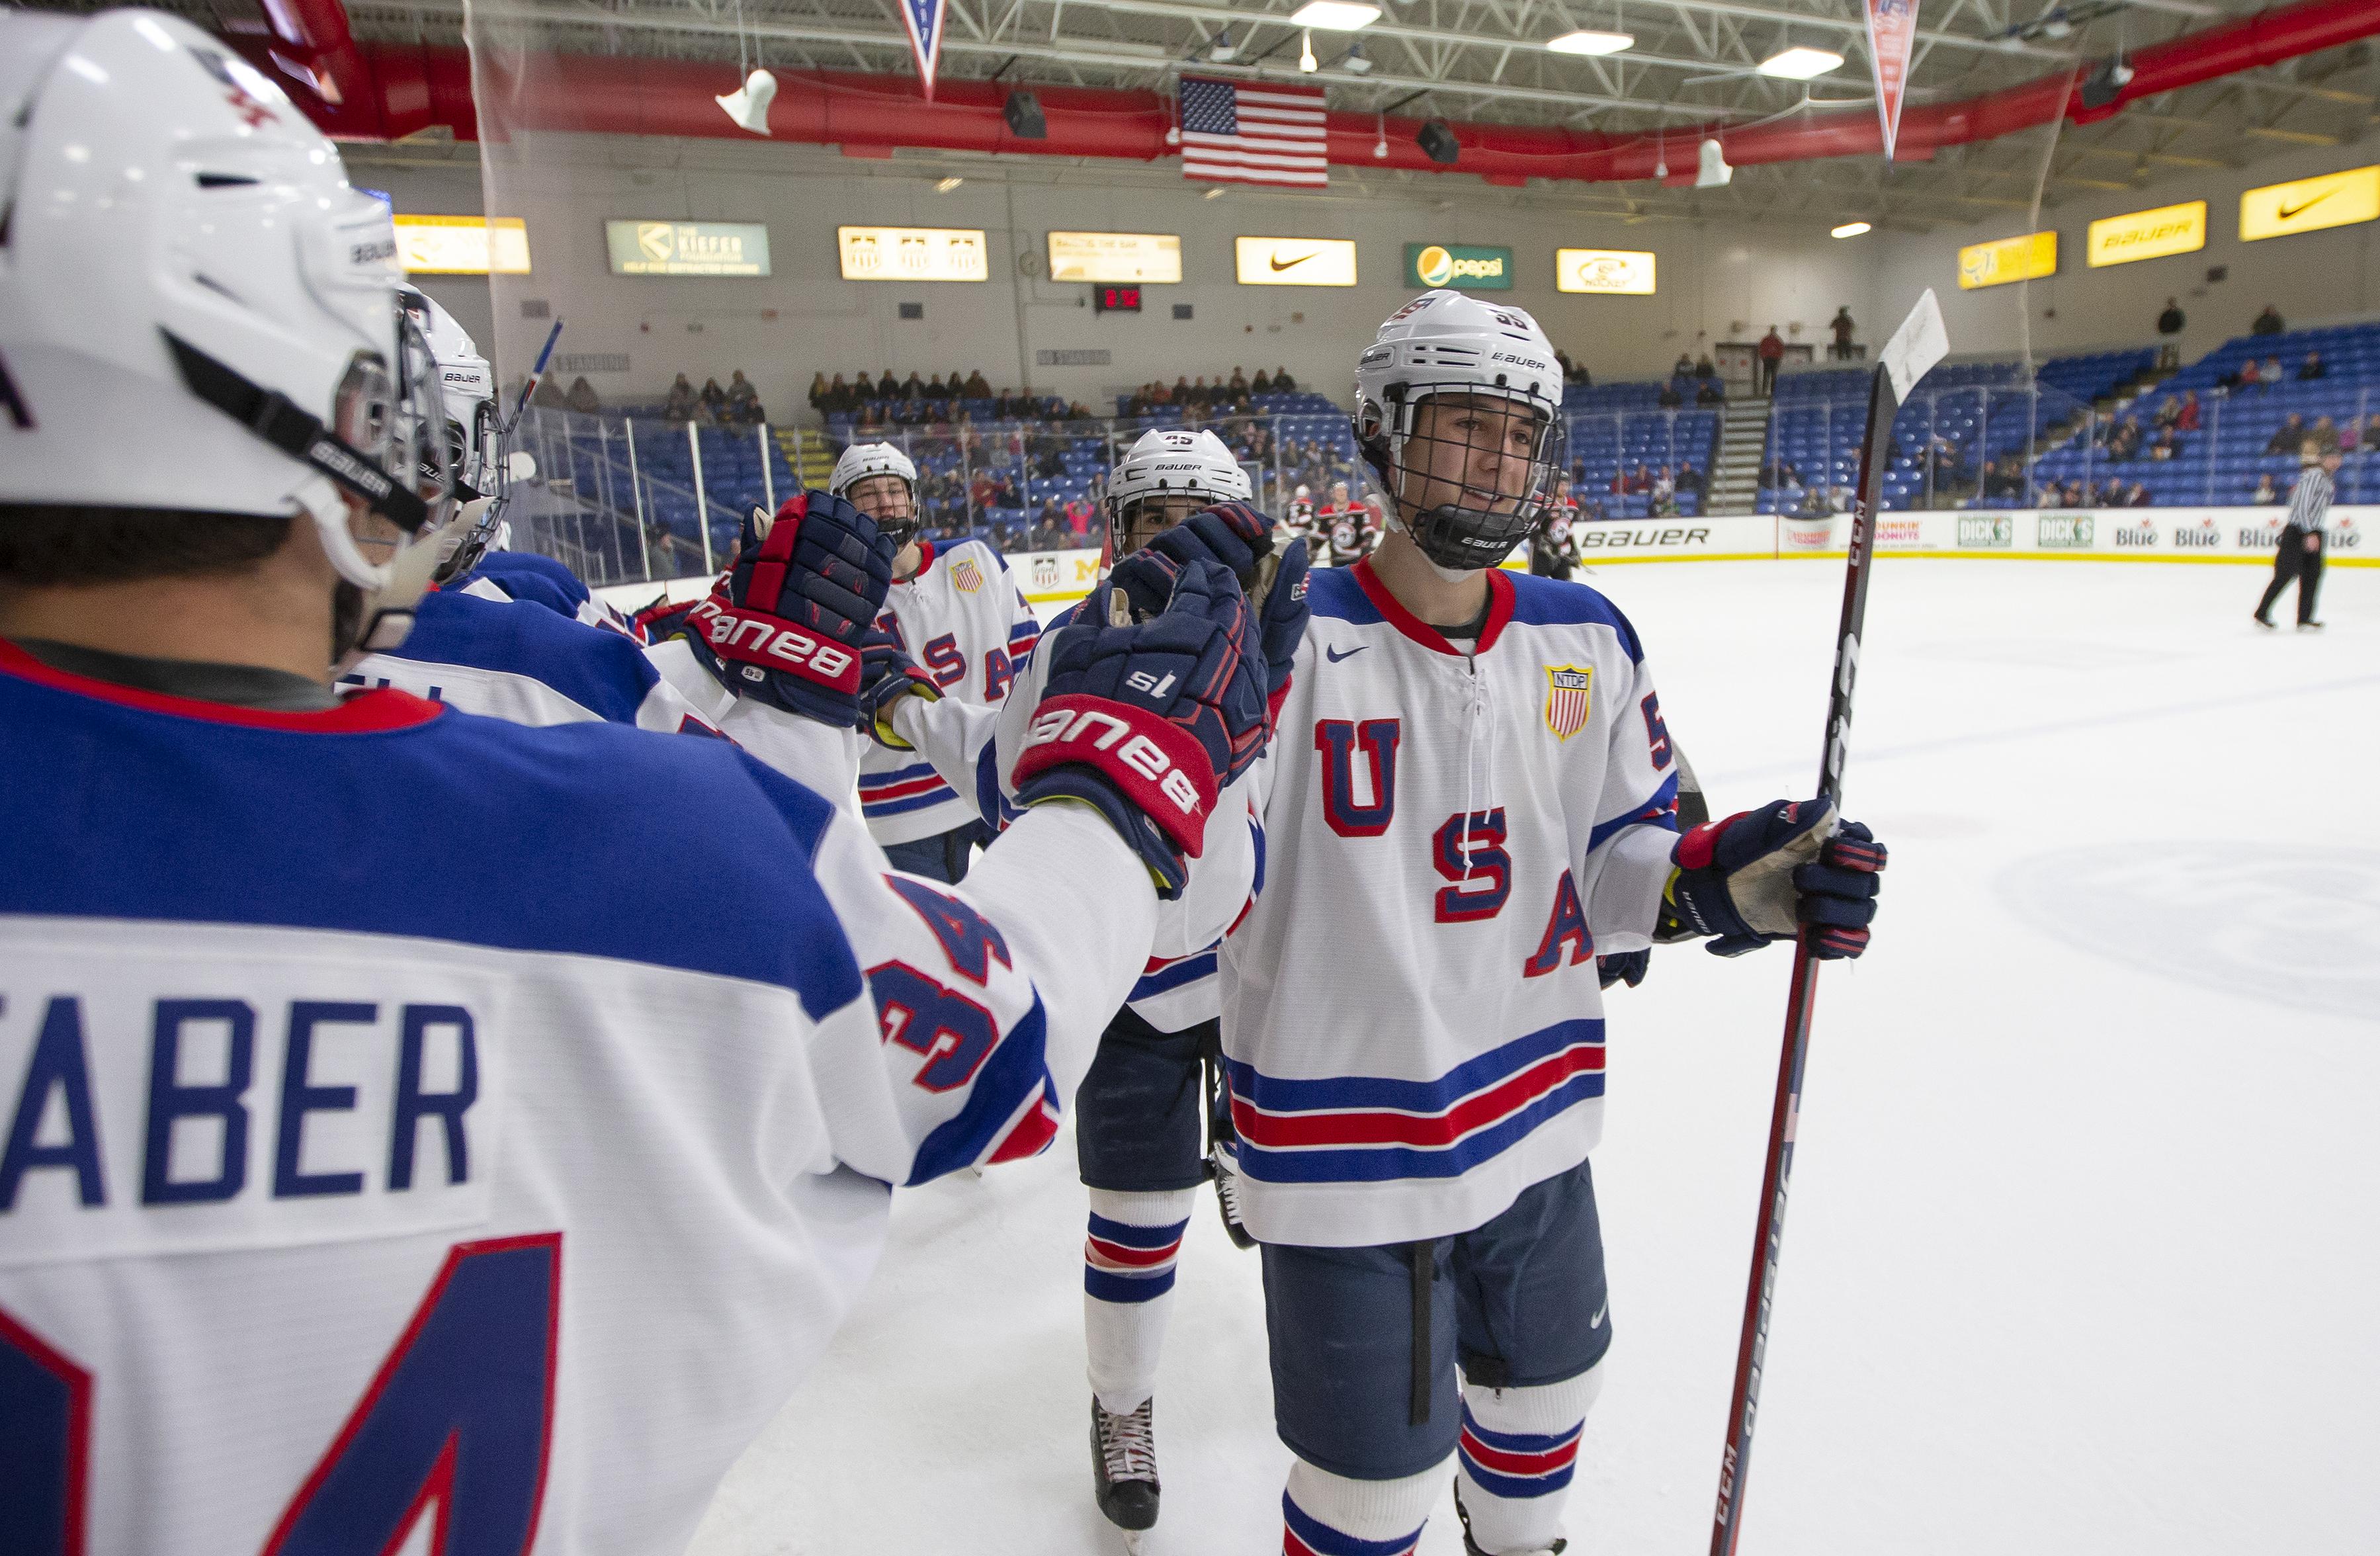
<box><xmin>2256</xmin><ymin>446</ymin><xmax>2338</xmax><ymax>630</ymax></box>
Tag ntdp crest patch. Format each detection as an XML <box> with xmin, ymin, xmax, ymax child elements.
<box><xmin>950</xmin><ymin>556</ymin><xmax>986</xmax><ymax>594</ymax></box>
<box><xmin>1543</xmin><ymin>664</ymin><xmax>1594</xmax><ymax>741</ymax></box>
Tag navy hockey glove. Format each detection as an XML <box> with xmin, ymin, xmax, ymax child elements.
<box><xmin>1255</xmin><ymin>537</ymin><xmax>1312</xmax><ymax>716</ymax></box>
<box><xmin>1658</xmin><ymin>800</ymin><xmax>1886</xmax><ymax>959</ymax></box>
<box><xmin>682</xmin><ymin>492</ymin><xmax>896</xmax><ymax>725</ymax></box>
<box><xmin>857</xmin><ymin>615</ymin><xmax>940</xmax><ymax>748</ymax></box>
<box><xmin>1597</xmin><ymin>949</ymin><xmax>1650</xmax><ymax>989</ymax></box>
<box><xmin>631</xmin><ymin>591</ymin><xmax>698</xmax><ymax>646</ymax></box>
<box><xmin>1142</xmin><ymin>503</ymin><xmax>1309</xmax><ymax>711</ymax></box>
<box><xmin>1142</xmin><ymin>499</ymin><xmax>1273</xmax><ymax>584</ymax></box>
<box><xmin>1012</xmin><ymin>553</ymin><xmax>1265</xmax><ymax>898</ymax></box>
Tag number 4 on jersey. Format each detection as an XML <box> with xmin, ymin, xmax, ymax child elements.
<box><xmin>1</xmin><ymin>1234</ymin><xmax>560</xmax><ymax>1556</ymax></box>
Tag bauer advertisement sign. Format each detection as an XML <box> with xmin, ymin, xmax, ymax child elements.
<box><xmin>2086</xmin><ymin>201</ymin><xmax>2207</xmax><ymax>268</ymax></box>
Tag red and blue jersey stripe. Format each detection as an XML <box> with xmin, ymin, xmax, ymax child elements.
<box><xmin>859</xmin><ymin>758</ymin><xmax>961</xmax><ymax>819</ymax></box>
<box><xmin>1225</xmin><ymin>1019</ymin><xmax>1605</xmax><ymax>1185</ymax></box>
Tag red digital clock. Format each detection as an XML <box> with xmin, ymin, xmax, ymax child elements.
<box><xmin>1094</xmin><ymin>284</ymin><xmax>1142</xmax><ymax>314</ymax></box>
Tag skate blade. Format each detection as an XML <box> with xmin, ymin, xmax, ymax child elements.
<box><xmin>1121</xmin><ymin>1532</ymin><xmax>1148</xmax><ymax>1555</ymax></box>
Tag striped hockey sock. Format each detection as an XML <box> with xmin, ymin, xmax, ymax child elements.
<box><xmin>1281</xmin><ymin>1456</ymin><xmax>1444</xmax><ymax>1556</ymax></box>
<box><xmin>1452</xmin><ymin>1364</ymin><xmax>1603</xmax><ymax>1555</ymax></box>
<box><xmin>1083</xmin><ymin>1187</ymin><xmax>1195</xmax><ymax>1414</ymax></box>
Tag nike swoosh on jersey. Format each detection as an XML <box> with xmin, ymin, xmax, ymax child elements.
<box><xmin>1324</xmin><ymin>644</ymin><xmax>1369</xmax><ymax>662</ymax></box>
<box><xmin>1270</xmin><ymin>252</ymin><xmax>1317</xmax><ymax>272</ymax></box>
<box><xmin>2279</xmin><ymin>191</ymin><xmax>2336</xmax><ymax>220</ymax></box>
<box><xmin>1590</xmin><ymin>1302</ymin><xmax>1607</xmax><ymax>1328</ymax></box>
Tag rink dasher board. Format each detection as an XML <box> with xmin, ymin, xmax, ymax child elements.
<box><xmin>589</xmin><ymin>505</ymin><xmax>2374</xmax><ymax>617</ymax></box>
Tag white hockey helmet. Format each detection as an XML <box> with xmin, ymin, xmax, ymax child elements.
<box><xmin>830</xmin><ymin>441</ymin><xmax>922</xmax><ymax>544</ymax></box>
<box><xmin>1105</xmin><ymin>428</ymin><xmax>1251</xmax><ymax>554</ymax></box>
<box><xmin>399</xmin><ymin>285</ymin><xmax>505</xmax><ymax>584</ymax></box>
<box><xmin>0</xmin><ymin>9</ymin><xmax>454</xmax><ymax>664</ymax></box>
<box><xmin>1353</xmin><ymin>290</ymin><xmax>1565</xmax><ymax>574</ymax></box>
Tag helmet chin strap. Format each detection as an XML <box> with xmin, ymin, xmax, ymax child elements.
<box><xmin>1382</xmin><ymin>503</ymin><xmax>1480</xmax><ymax>584</ymax></box>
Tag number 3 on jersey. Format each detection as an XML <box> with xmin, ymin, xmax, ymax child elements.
<box><xmin>1</xmin><ymin>1234</ymin><xmax>560</xmax><ymax>1555</ymax></box>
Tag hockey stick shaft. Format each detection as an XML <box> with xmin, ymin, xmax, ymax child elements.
<box><xmin>1708</xmin><ymin>291</ymin><xmax>1943</xmax><ymax>1556</ymax></box>
<box><xmin>505</xmin><ymin>319</ymin><xmax>565</xmax><ymax>434</ymax></box>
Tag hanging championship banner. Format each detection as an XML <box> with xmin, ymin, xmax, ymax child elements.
<box><xmin>898</xmin><ymin>0</ymin><xmax>947</xmax><ymax>100</ymax></box>
<box><xmin>1864</xmin><ymin>0</ymin><xmax>1920</xmax><ymax>161</ymax></box>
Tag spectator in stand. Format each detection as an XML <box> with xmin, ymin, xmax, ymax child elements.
<box><xmin>2266</xmin><ymin>414</ymin><xmax>2307</xmax><ymax>456</ymax></box>
<box><xmin>1063</xmin><ymin>493</ymin><xmax>1095</xmax><ymax>539</ymax></box>
<box><xmin>1695</xmin><ymin>376</ymin><xmax>1725</xmax><ymax>407</ymax></box>
<box><xmin>2311</xmin><ymin>415</ymin><xmax>2342</xmax><ymax>454</ymax></box>
<box><xmin>2299</xmin><ymin>350</ymin><xmax>2327</xmax><ymax>381</ymax></box>
<box><xmin>1829</xmin><ymin>306</ymin><xmax>1856</xmax><ymax>361</ymax></box>
<box><xmin>2154</xmin><ymin>396</ymin><xmax>2184</xmax><ymax>431</ymax></box>
<box><xmin>2034</xmin><ymin>480</ymin><xmax>2061</xmax><ymax>509</ymax></box>
<box><xmin>1694</xmin><ymin>351</ymin><xmax>1717</xmax><ymax>379</ymax></box>
<box><xmin>2252</xmin><ymin>470</ymin><xmax>2280</xmax><ymax>503</ymax></box>
<box><xmin>1672</xmin><ymin>352</ymin><xmax>1695</xmax><ymax>379</ymax></box>
<box><xmin>2260</xmin><ymin>355</ymin><xmax>2284</xmax><ymax>386</ymax></box>
<box><xmin>808</xmin><ymin>371</ymin><xmax>830</xmax><ymax>413</ymax></box>
<box><xmin>1651</xmin><ymin>466</ymin><xmax>1677</xmax><ymax>516</ymax></box>
<box><xmin>2176</xmin><ymin>390</ymin><xmax>2202</xmax><ymax>431</ymax></box>
<box><xmin>1756</xmin><ymin>325</ymin><xmax>1785</xmax><ymax>396</ymax></box>
<box><xmin>724</xmin><ymin>370</ymin><xmax>763</xmax><ymax>425</ymax></box>
<box><xmin>662</xmin><ymin>372</ymin><xmax>699</xmax><ymax>425</ymax></box>
<box><xmin>1228</xmin><ymin>365</ymin><xmax>1250</xmax><ymax>396</ymax></box>
<box><xmin>963</xmin><ymin>368</ymin><xmax>994</xmax><ymax>398</ymax></box>
<box><xmin>2149</xmin><ymin>426</ymin><xmax>2178</xmax><ymax>461</ymax></box>
<box><xmin>1171</xmin><ymin>374</ymin><xmax>1191</xmax><ymax>404</ymax></box>
<box><xmin>1271</xmin><ymin>365</ymin><xmax>1297</xmax><ymax>393</ymax></box>
<box><xmin>2107</xmin><ymin>416</ymin><xmax>2143</xmax><ymax>461</ymax></box>
<box><xmin>1658</xmin><ymin>378</ymin><xmax>1683</xmax><ymax>410</ymax></box>
<box><xmin>1761</xmin><ymin>453</ymin><xmax>1800</xmax><ymax>490</ymax></box>
<box><xmin>2251</xmin><ymin>304</ymin><xmax>2285</xmax><ymax>337</ymax></box>
<box><xmin>853</xmin><ymin>369</ymin><xmax>878</xmax><ymax>402</ymax></box>
<box><xmin>565</xmin><ymin>376</ymin><xmax>601</xmax><ymax>415</ymax></box>
<box><xmin>1676</xmin><ymin>462</ymin><xmax>1704</xmax><ymax>494</ymax></box>
<box><xmin>1982</xmin><ymin>458</ymin><xmax>2022</xmax><ymax>501</ymax></box>
<box><xmin>917</xmin><ymin>372</ymin><xmax>945</xmax><ymax>402</ymax></box>
<box><xmin>2125</xmin><ymin>481</ymin><xmax>2154</xmax><ymax>508</ymax></box>
<box><xmin>2361</xmin><ymin>410</ymin><xmax>2380</xmax><ymax>449</ymax></box>
<box><xmin>2233</xmin><ymin>359</ymin><xmax>2260</xmax><ymax>393</ymax></box>
<box><xmin>2156</xmin><ymin>297</ymin><xmax>2186</xmax><ymax>368</ymax></box>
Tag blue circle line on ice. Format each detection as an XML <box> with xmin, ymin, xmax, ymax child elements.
<box><xmin>1996</xmin><ymin>843</ymin><xmax>2380</xmax><ymax>1023</ymax></box>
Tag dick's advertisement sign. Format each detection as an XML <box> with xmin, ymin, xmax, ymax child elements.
<box><xmin>1404</xmin><ymin>243</ymin><xmax>1513</xmax><ymax>290</ymax></box>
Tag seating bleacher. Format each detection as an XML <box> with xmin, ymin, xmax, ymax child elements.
<box><xmin>1757</xmin><ymin>349</ymin><xmax>2155</xmax><ymax>513</ymax></box>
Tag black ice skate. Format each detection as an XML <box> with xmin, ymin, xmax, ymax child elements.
<box><xmin>1209</xmin><ymin>1141</ymin><xmax>1256</xmax><ymax>1250</ymax></box>
<box><xmin>1091</xmin><ymin>1395</ymin><xmax>1160</xmax><ymax>1543</ymax></box>
<box><xmin>1455</xmin><ymin>1478</ymin><xmax>1567</xmax><ymax>1556</ymax></box>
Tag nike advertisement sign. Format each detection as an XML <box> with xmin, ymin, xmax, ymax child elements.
<box><xmin>1234</xmin><ymin>236</ymin><xmax>1358</xmax><ymax>286</ymax></box>
<box><xmin>2241</xmin><ymin>165</ymin><xmax>2380</xmax><ymax>242</ymax></box>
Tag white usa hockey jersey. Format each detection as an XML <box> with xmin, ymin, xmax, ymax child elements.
<box><xmin>460</xmin><ymin>550</ymin><xmax>647</xmax><ymax>640</ymax></box>
<box><xmin>859</xmin><ymin>540</ymin><xmax>1041</xmax><ymax>845</ymax></box>
<box><xmin>1220</xmin><ymin>560</ymin><xmax>1682</xmax><ymax>1247</ymax></box>
<box><xmin>345</xmin><ymin>587</ymin><xmax>718</xmax><ymax>736</ymax></box>
<box><xmin>0</xmin><ymin>638</ymin><xmax>1154</xmax><ymax>1555</ymax></box>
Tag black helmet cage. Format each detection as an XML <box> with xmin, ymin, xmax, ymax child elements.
<box><xmin>1355</xmin><ymin>378</ymin><xmax>1566</xmax><ymax>572</ymax></box>
<box><xmin>845</xmin><ymin>471</ymin><xmax>923</xmax><ymax>548</ymax></box>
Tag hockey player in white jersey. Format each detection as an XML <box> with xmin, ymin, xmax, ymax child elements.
<box><xmin>0</xmin><ymin>19</ymin><xmax>1271</xmax><ymax>1556</ymax></box>
<box><xmin>1140</xmin><ymin>290</ymin><xmax>1889</xmax><ymax>1556</ymax></box>
<box><xmin>838</xmin><ymin>441</ymin><xmax>1040</xmax><ymax>882</ymax></box>
<box><xmin>338</xmin><ymin>294</ymin><xmax>720</xmax><ymax>735</ymax></box>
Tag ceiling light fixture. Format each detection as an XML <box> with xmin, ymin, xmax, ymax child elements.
<box><xmin>1831</xmin><ymin>220</ymin><xmax>1872</xmax><ymax>238</ymax></box>
<box><xmin>1298</xmin><ymin>30</ymin><xmax>1318</xmax><ymax>71</ymax></box>
<box><xmin>1204</xmin><ymin>185</ymin><xmax>1228</xmax><ymax>200</ymax></box>
<box><xmin>1547</xmin><ymin>30</ymin><xmax>1635</xmax><ymax>56</ymax></box>
<box><xmin>1289</xmin><ymin>1</ymin><xmax>1382</xmax><ymax>32</ymax></box>
<box><xmin>1757</xmin><ymin>45</ymin><xmax>1845</xmax><ymax>79</ymax></box>
<box><xmin>935</xmin><ymin>176</ymin><xmax>964</xmax><ymax>193</ymax></box>
<box><xmin>1341</xmin><ymin>42</ymin><xmax>1373</xmax><ymax>73</ymax></box>
<box><xmin>1208</xmin><ymin>27</ymin><xmax>1236</xmax><ymax>63</ymax></box>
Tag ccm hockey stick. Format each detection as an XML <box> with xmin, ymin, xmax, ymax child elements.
<box><xmin>1709</xmin><ymin>290</ymin><xmax>1947</xmax><ymax>1556</ymax></box>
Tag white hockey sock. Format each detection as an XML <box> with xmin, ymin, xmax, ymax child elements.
<box><xmin>1283</xmin><ymin>1455</ymin><xmax>1447</xmax><ymax>1556</ymax></box>
<box><xmin>1453</xmin><ymin>1363</ymin><xmax>1605</xmax><ymax>1555</ymax></box>
<box><xmin>1083</xmin><ymin>1187</ymin><xmax>1196</xmax><ymax>1415</ymax></box>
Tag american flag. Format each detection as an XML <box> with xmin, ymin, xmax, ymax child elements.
<box><xmin>1179</xmin><ymin>75</ymin><xmax>1329</xmax><ymax>188</ymax></box>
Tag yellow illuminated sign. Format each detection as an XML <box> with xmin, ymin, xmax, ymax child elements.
<box><xmin>1554</xmin><ymin>248</ymin><xmax>1656</xmax><ymax>295</ymax></box>
<box><xmin>2086</xmin><ymin>201</ymin><xmax>2206</xmax><ymax>267</ymax></box>
<box><xmin>837</xmin><ymin>226</ymin><xmax>990</xmax><ymax>282</ymax></box>
<box><xmin>1234</xmin><ymin>237</ymin><xmax>1359</xmax><ymax>287</ymax></box>
<box><xmin>1048</xmin><ymin>232</ymin><xmax>1182</xmax><ymax>284</ymax></box>
<box><xmin>393</xmin><ymin>215</ymin><xmax>531</xmax><ymax>275</ymax></box>
<box><xmin>1957</xmin><ymin>230</ymin><xmax>2057</xmax><ymax>290</ymax></box>
<box><xmin>2241</xmin><ymin>165</ymin><xmax>2380</xmax><ymax>241</ymax></box>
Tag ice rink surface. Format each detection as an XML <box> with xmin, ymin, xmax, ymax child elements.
<box><xmin>691</xmin><ymin>558</ymin><xmax>2380</xmax><ymax>1556</ymax></box>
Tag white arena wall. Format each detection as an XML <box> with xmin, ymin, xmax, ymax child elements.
<box><xmin>362</xmin><ymin>137</ymin><xmax>1884</xmax><ymax>417</ymax></box>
